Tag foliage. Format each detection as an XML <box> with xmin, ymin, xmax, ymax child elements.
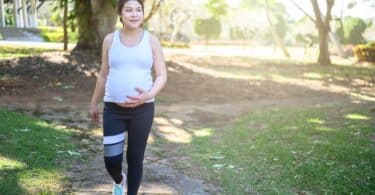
<box><xmin>194</xmin><ymin>17</ymin><xmax>221</xmax><ymax>40</ymax></box>
<box><xmin>353</xmin><ymin>42</ymin><xmax>375</xmax><ymax>62</ymax></box>
<box><xmin>4</xmin><ymin>8</ymin><xmax>14</xmax><ymax>26</ymax></box>
<box><xmin>205</xmin><ymin>0</ymin><xmax>228</xmax><ymax>19</ymax></box>
<box><xmin>50</xmin><ymin>0</ymin><xmax>76</xmax><ymax>31</ymax></box>
<box><xmin>337</xmin><ymin>16</ymin><xmax>368</xmax><ymax>44</ymax></box>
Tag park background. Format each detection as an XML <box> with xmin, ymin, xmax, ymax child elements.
<box><xmin>0</xmin><ymin>0</ymin><xmax>374</xmax><ymax>194</ymax></box>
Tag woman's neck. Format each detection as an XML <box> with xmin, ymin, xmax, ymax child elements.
<box><xmin>121</xmin><ymin>27</ymin><xmax>142</xmax><ymax>36</ymax></box>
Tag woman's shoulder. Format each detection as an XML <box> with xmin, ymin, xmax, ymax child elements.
<box><xmin>103</xmin><ymin>31</ymin><xmax>117</xmax><ymax>48</ymax></box>
<box><xmin>146</xmin><ymin>31</ymin><xmax>161</xmax><ymax>48</ymax></box>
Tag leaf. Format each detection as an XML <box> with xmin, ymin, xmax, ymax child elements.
<box><xmin>67</xmin><ymin>150</ymin><xmax>80</xmax><ymax>156</ymax></box>
<box><xmin>213</xmin><ymin>164</ymin><xmax>225</xmax><ymax>168</ymax></box>
<box><xmin>210</xmin><ymin>155</ymin><xmax>225</xmax><ymax>160</ymax></box>
<box><xmin>15</xmin><ymin>128</ymin><xmax>31</xmax><ymax>132</ymax></box>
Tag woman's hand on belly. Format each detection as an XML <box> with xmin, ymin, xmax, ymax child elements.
<box><xmin>117</xmin><ymin>88</ymin><xmax>152</xmax><ymax>108</ymax></box>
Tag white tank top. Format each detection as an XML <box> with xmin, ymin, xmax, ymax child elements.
<box><xmin>104</xmin><ymin>29</ymin><xmax>154</xmax><ymax>103</ymax></box>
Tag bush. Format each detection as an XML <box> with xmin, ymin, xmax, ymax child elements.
<box><xmin>338</xmin><ymin>17</ymin><xmax>368</xmax><ymax>44</ymax></box>
<box><xmin>38</xmin><ymin>26</ymin><xmax>78</xmax><ymax>43</ymax></box>
<box><xmin>194</xmin><ymin>17</ymin><xmax>221</xmax><ymax>40</ymax></box>
<box><xmin>353</xmin><ymin>42</ymin><xmax>375</xmax><ymax>62</ymax></box>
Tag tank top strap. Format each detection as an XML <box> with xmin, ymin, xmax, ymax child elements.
<box><xmin>115</xmin><ymin>30</ymin><xmax>121</xmax><ymax>45</ymax></box>
<box><xmin>140</xmin><ymin>30</ymin><xmax>149</xmax><ymax>46</ymax></box>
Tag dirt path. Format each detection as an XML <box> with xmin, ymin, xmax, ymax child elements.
<box><xmin>1</xmin><ymin>51</ymin><xmax>374</xmax><ymax>194</ymax></box>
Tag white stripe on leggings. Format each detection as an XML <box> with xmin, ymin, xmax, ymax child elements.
<box><xmin>103</xmin><ymin>132</ymin><xmax>125</xmax><ymax>145</ymax></box>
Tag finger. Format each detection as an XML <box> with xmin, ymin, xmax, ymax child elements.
<box><xmin>135</xmin><ymin>88</ymin><xmax>145</xmax><ymax>94</ymax></box>
<box><xmin>127</xmin><ymin>95</ymin><xmax>141</xmax><ymax>100</ymax></box>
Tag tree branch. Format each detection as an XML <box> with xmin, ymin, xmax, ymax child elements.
<box><xmin>324</xmin><ymin>0</ymin><xmax>335</xmax><ymax>26</ymax></box>
<box><xmin>144</xmin><ymin>0</ymin><xmax>162</xmax><ymax>23</ymax></box>
<box><xmin>289</xmin><ymin>0</ymin><xmax>316</xmax><ymax>23</ymax></box>
<box><xmin>311</xmin><ymin>0</ymin><xmax>323</xmax><ymax>26</ymax></box>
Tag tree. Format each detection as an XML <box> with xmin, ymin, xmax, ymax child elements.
<box><xmin>194</xmin><ymin>17</ymin><xmax>221</xmax><ymax>45</ymax></box>
<box><xmin>74</xmin><ymin>0</ymin><xmax>163</xmax><ymax>51</ymax></box>
<box><xmin>265</xmin><ymin>0</ymin><xmax>290</xmax><ymax>58</ymax></box>
<box><xmin>340</xmin><ymin>16</ymin><xmax>367</xmax><ymax>44</ymax></box>
<box><xmin>241</xmin><ymin>0</ymin><xmax>290</xmax><ymax>58</ymax></box>
<box><xmin>205</xmin><ymin>0</ymin><xmax>227</xmax><ymax>19</ymax></box>
<box><xmin>290</xmin><ymin>0</ymin><xmax>335</xmax><ymax>65</ymax></box>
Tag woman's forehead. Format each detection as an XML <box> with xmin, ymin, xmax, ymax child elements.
<box><xmin>124</xmin><ymin>1</ymin><xmax>142</xmax><ymax>8</ymax></box>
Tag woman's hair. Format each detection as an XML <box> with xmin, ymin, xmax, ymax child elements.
<box><xmin>118</xmin><ymin>0</ymin><xmax>144</xmax><ymax>15</ymax></box>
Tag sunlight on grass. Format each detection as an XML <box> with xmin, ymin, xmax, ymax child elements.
<box><xmin>0</xmin><ymin>46</ymin><xmax>55</xmax><ymax>59</ymax></box>
<box><xmin>307</xmin><ymin>118</ymin><xmax>325</xmax><ymax>124</ymax></box>
<box><xmin>344</xmin><ymin>113</ymin><xmax>370</xmax><ymax>120</ymax></box>
<box><xmin>192</xmin><ymin>128</ymin><xmax>212</xmax><ymax>137</ymax></box>
<box><xmin>0</xmin><ymin>156</ymin><xmax>26</xmax><ymax>169</ymax></box>
<box><xmin>18</xmin><ymin>169</ymin><xmax>67</xmax><ymax>193</ymax></box>
<box><xmin>0</xmin><ymin>109</ymin><xmax>78</xmax><ymax>194</ymax></box>
<box><xmin>183</xmin><ymin>106</ymin><xmax>375</xmax><ymax>194</ymax></box>
<box><xmin>303</xmin><ymin>72</ymin><xmax>323</xmax><ymax>79</ymax></box>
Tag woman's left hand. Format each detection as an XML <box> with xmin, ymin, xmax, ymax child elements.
<box><xmin>122</xmin><ymin>88</ymin><xmax>152</xmax><ymax>108</ymax></box>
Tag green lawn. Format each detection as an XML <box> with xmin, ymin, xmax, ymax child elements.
<box><xmin>38</xmin><ymin>26</ymin><xmax>78</xmax><ymax>43</ymax></box>
<box><xmin>0</xmin><ymin>46</ymin><xmax>55</xmax><ymax>59</ymax></box>
<box><xmin>184</xmin><ymin>105</ymin><xmax>375</xmax><ymax>194</ymax></box>
<box><xmin>0</xmin><ymin>109</ymin><xmax>79</xmax><ymax>194</ymax></box>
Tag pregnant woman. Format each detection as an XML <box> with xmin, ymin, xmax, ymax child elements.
<box><xmin>89</xmin><ymin>0</ymin><xmax>167</xmax><ymax>194</ymax></box>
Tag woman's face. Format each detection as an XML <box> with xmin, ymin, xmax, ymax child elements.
<box><xmin>120</xmin><ymin>0</ymin><xmax>144</xmax><ymax>29</ymax></box>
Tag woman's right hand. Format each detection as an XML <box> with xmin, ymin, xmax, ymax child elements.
<box><xmin>89</xmin><ymin>103</ymin><xmax>100</xmax><ymax>124</ymax></box>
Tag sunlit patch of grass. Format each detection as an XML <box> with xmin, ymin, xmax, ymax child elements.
<box><xmin>0</xmin><ymin>109</ymin><xmax>79</xmax><ymax>194</ymax></box>
<box><xmin>345</xmin><ymin>113</ymin><xmax>370</xmax><ymax>120</ymax></box>
<box><xmin>0</xmin><ymin>46</ymin><xmax>55</xmax><ymax>59</ymax></box>
<box><xmin>307</xmin><ymin>117</ymin><xmax>325</xmax><ymax>124</ymax></box>
<box><xmin>183</xmin><ymin>105</ymin><xmax>375</xmax><ymax>194</ymax></box>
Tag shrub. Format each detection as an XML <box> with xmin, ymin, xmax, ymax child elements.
<box><xmin>353</xmin><ymin>42</ymin><xmax>375</xmax><ymax>62</ymax></box>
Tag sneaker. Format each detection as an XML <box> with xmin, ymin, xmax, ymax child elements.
<box><xmin>113</xmin><ymin>172</ymin><xmax>126</xmax><ymax>195</ymax></box>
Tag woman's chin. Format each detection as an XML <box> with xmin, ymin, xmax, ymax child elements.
<box><xmin>125</xmin><ymin>22</ymin><xmax>141</xmax><ymax>29</ymax></box>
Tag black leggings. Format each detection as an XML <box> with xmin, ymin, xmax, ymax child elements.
<box><xmin>103</xmin><ymin>102</ymin><xmax>154</xmax><ymax>195</ymax></box>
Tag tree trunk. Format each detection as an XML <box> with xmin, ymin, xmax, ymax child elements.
<box><xmin>63</xmin><ymin>0</ymin><xmax>68</xmax><ymax>51</ymax></box>
<box><xmin>311</xmin><ymin>0</ymin><xmax>334</xmax><ymax>65</ymax></box>
<box><xmin>74</xmin><ymin>0</ymin><xmax>117</xmax><ymax>51</ymax></box>
<box><xmin>318</xmin><ymin>28</ymin><xmax>331</xmax><ymax>65</ymax></box>
<box><xmin>169</xmin><ymin>10</ymin><xmax>190</xmax><ymax>43</ymax></box>
<box><xmin>265</xmin><ymin>0</ymin><xmax>290</xmax><ymax>58</ymax></box>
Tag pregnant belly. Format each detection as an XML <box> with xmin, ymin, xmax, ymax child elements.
<box><xmin>105</xmin><ymin>72</ymin><xmax>153</xmax><ymax>102</ymax></box>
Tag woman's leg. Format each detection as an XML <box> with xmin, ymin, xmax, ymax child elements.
<box><xmin>126</xmin><ymin>103</ymin><xmax>154</xmax><ymax>195</ymax></box>
<box><xmin>103</xmin><ymin>103</ymin><xmax>127</xmax><ymax>184</ymax></box>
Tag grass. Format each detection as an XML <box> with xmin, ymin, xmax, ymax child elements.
<box><xmin>0</xmin><ymin>46</ymin><xmax>55</xmax><ymax>59</ymax></box>
<box><xmin>39</xmin><ymin>26</ymin><xmax>78</xmax><ymax>43</ymax></box>
<box><xmin>190</xmin><ymin>57</ymin><xmax>375</xmax><ymax>83</ymax></box>
<box><xmin>0</xmin><ymin>109</ymin><xmax>80</xmax><ymax>194</ymax></box>
<box><xmin>183</xmin><ymin>105</ymin><xmax>375</xmax><ymax>194</ymax></box>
